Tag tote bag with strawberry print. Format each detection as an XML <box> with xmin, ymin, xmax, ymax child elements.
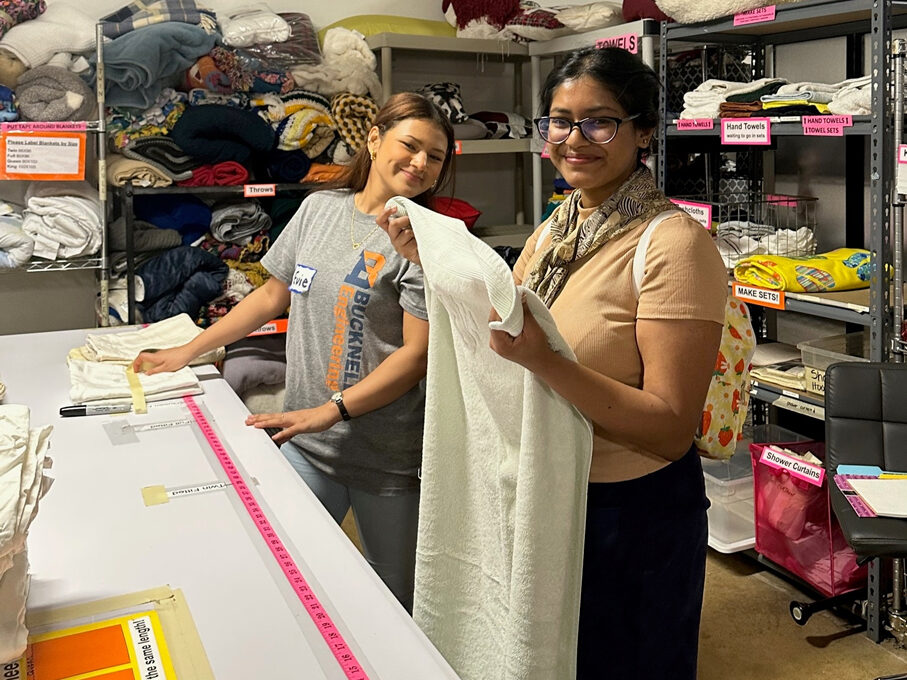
<box><xmin>633</xmin><ymin>212</ymin><xmax>757</xmax><ymax>460</ymax></box>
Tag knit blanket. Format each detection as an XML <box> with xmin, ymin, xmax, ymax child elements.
<box><xmin>0</xmin><ymin>3</ymin><xmax>95</xmax><ymax>69</ymax></box>
<box><xmin>387</xmin><ymin>196</ymin><xmax>593</xmax><ymax>680</ymax></box>
<box><xmin>15</xmin><ymin>65</ymin><xmax>95</xmax><ymax>121</ymax></box>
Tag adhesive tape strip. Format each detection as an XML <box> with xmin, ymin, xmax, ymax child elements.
<box><xmin>125</xmin><ymin>366</ymin><xmax>148</xmax><ymax>414</ymax></box>
<box><xmin>141</xmin><ymin>485</ymin><xmax>169</xmax><ymax>506</ymax></box>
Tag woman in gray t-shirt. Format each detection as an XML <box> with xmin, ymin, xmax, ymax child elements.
<box><xmin>133</xmin><ymin>92</ymin><xmax>455</xmax><ymax>611</ymax></box>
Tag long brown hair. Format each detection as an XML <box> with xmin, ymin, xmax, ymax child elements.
<box><xmin>326</xmin><ymin>92</ymin><xmax>456</xmax><ymax>206</ymax></box>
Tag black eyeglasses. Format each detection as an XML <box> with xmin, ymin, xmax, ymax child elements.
<box><xmin>534</xmin><ymin>114</ymin><xmax>640</xmax><ymax>145</ymax></box>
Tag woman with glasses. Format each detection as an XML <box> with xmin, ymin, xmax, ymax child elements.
<box><xmin>382</xmin><ymin>47</ymin><xmax>727</xmax><ymax>678</ymax></box>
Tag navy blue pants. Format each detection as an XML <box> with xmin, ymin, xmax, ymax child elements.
<box><xmin>578</xmin><ymin>446</ymin><xmax>709</xmax><ymax>680</ymax></box>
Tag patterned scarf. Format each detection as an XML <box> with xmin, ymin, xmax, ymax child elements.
<box><xmin>523</xmin><ymin>167</ymin><xmax>677</xmax><ymax>307</ymax></box>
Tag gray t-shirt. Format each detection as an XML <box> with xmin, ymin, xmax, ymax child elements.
<box><xmin>261</xmin><ymin>189</ymin><xmax>428</xmax><ymax>495</ymax></box>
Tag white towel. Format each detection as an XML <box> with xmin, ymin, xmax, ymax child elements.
<box><xmin>387</xmin><ymin>197</ymin><xmax>593</xmax><ymax>680</ymax></box>
<box><xmin>67</xmin><ymin>357</ymin><xmax>201</xmax><ymax>405</ymax></box>
<box><xmin>77</xmin><ymin>313</ymin><xmax>224</xmax><ymax>365</ymax></box>
<box><xmin>21</xmin><ymin>181</ymin><xmax>102</xmax><ymax>261</ymax></box>
<box><xmin>0</xmin><ymin>548</ymin><xmax>28</xmax><ymax>664</ymax></box>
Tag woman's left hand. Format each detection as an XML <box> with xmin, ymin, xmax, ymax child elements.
<box><xmin>245</xmin><ymin>404</ymin><xmax>341</xmax><ymax>445</ymax></box>
<box><xmin>488</xmin><ymin>299</ymin><xmax>554</xmax><ymax>373</ymax></box>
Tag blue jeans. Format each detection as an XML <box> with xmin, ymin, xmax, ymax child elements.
<box><xmin>280</xmin><ymin>441</ymin><xmax>420</xmax><ymax>612</ymax></box>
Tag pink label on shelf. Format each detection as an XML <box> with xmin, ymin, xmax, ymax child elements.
<box><xmin>2</xmin><ymin>121</ymin><xmax>87</xmax><ymax>132</ymax></box>
<box><xmin>802</xmin><ymin>115</ymin><xmax>852</xmax><ymax>127</ymax></box>
<box><xmin>721</xmin><ymin>118</ymin><xmax>771</xmax><ymax>145</ymax></box>
<box><xmin>802</xmin><ymin>122</ymin><xmax>844</xmax><ymax>136</ymax></box>
<box><xmin>733</xmin><ymin>6</ymin><xmax>776</xmax><ymax>25</ymax></box>
<box><xmin>676</xmin><ymin>119</ymin><xmax>714</xmax><ymax>130</ymax></box>
<box><xmin>760</xmin><ymin>445</ymin><xmax>825</xmax><ymax>486</ymax></box>
<box><xmin>670</xmin><ymin>199</ymin><xmax>712</xmax><ymax>229</ymax></box>
<box><xmin>595</xmin><ymin>33</ymin><xmax>638</xmax><ymax>54</ymax></box>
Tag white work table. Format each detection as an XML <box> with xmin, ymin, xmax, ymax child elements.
<box><xmin>0</xmin><ymin>328</ymin><xmax>459</xmax><ymax>679</ymax></box>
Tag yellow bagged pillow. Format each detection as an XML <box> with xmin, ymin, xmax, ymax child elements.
<box><xmin>734</xmin><ymin>248</ymin><xmax>871</xmax><ymax>292</ymax></box>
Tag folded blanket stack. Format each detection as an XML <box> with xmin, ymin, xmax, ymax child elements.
<box><xmin>107</xmin><ymin>87</ymin><xmax>188</xmax><ymax>150</ymax></box>
<box><xmin>137</xmin><ymin>246</ymin><xmax>229</xmax><ymax>322</ymax></box>
<box><xmin>106</xmin><ymin>152</ymin><xmax>173</xmax><ymax>187</ymax></box>
<box><xmin>680</xmin><ymin>77</ymin><xmax>786</xmax><ymax>119</ymax></box>
<box><xmin>94</xmin><ymin>22</ymin><xmax>217</xmax><ymax>109</ymax></box>
<box><xmin>0</xmin><ymin>404</ymin><xmax>52</xmax><ymax>664</ymax></box>
<box><xmin>122</xmin><ymin>135</ymin><xmax>200</xmax><ymax>181</ymax></box>
<box><xmin>330</xmin><ymin>92</ymin><xmax>378</xmax><ymax>154</ymax></box>
<box><xmin>100</xmin><ymin>0</ymin><xmax>217</xmax><ymax>38</ymax></box>
<box><xmin>21</xmin><ymin>180</ymin><xmax>101</xmax><ymax>260</ymax></box>
<box><xmin>210</xmin><ymin>200</ymin><xmax>271</xmax><ymax>244</ymax></box>
<box><xmin>170</xmin><ymin>104</ymin><xmax>276</xmax><ymax>165</ymax></box>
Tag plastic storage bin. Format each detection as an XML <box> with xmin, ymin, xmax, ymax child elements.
<box><xmin>797</xmin><ymin>332</ymin><xmax>869</xmax><ymax>395</ymax></box>
<box><xmin>750</xmin><ymin>437</ymin><xmax>866</xmax><ymax>597</ymax></box>
<box><xmin>702</xmin><ymin>425</ymin><xmax>807</xmax><ymax>553</ymax></box>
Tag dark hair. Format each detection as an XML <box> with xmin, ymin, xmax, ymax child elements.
<box><xmin>327</xmin><ymin>92</ymin><xmax>456</xmax><ymax>206</ymax></box>
<box><xmin>538</xmin><ymin>47</ymin><xmax>660</xmax><ymax>160</ymax></box>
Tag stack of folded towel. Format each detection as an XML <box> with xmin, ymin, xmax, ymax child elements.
<box><xmin>66</xmin><ymin>314</ymin><xmax>224</xmax><ymax>408</ymax></box>
<box><xmin>0</xmin><ymin>404</ymin><xmax>53</xmax><ymax>664</ymax></box>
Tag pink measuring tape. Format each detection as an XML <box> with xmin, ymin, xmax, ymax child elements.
<box><xmin>833</xmin><ymin>474</ymin><xmax>877</xmax><ymax>518</ymax></box>
<box><xmin>184</xmin><ymin>396</ymin><xmax>369</xmax><ymax>679</ymax></box>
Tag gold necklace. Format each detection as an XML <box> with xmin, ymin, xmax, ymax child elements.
<box><xmin>349</xmin><ymin>200</ymin><xmax>380</xmax><ymax>249</ymax></box>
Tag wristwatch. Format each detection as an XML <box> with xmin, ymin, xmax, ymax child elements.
<box><xmin>330</xmin><ymin>391</ymin><xmax>351</xmax><ymax>421</ymax></box>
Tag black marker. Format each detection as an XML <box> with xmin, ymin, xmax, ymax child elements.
<box><xmin>59</xmin><ymin>404</ymin><xmax>132</xmax><ymax>417</ymax></box>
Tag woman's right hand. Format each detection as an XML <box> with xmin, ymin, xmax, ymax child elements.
<box><xmin>132</xmin><ymin>346</ymin><xmax>195</xmax><ymax>375</ymax></box>
<box><xmin>377</xmin><ymin>206</ymin><xmax>421</xmax><ymax>265</ymax></box>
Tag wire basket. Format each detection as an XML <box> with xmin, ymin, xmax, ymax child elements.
<box><xmin>671</xmin><ymin>192</ymin><xmax>818</xmax><ymax>269</ymax></box>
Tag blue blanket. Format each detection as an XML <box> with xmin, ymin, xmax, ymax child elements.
<box><xmin>92</xmin><ymin>22</ymin><xmax>216</xmax><ymax>109</ymax></box>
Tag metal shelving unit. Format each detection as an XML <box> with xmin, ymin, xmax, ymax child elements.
<box><xmin>660</xmin><ymin>0</ymin><xmax>907</xmax><ymax>642</ymax></box>
<box><xmin>15</xmin><ymin>24</ymin><xmax>109</xmax><ymax>323</ymax></box>
<box><xmin>117</xmin><ymin>182</ymin><xmax>314</xmax><ymax>325</ymax></box>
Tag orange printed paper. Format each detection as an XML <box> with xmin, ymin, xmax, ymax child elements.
<box><xmin>4</xmin><ymin>611</ymin><xmax>178</xmax><ymax>680</ymax></box>
<box><xmin>0</xmin><ymin>131</ymin><xmax>86</xmax><ymax>180</ymax></box>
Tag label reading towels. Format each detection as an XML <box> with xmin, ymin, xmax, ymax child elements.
<box><xmin>291</xmin><ymin>264</ymin><xmax>317</xmax><ymax>294</ymax></box>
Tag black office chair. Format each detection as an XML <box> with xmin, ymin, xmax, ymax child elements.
<box><xmin>825</xmin><ymin>361</ymin><xmax>907</xmax><ymax>679</ymax></box>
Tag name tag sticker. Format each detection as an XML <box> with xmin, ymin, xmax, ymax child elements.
<box><xmin>290</xmin><ymin>264</ymin><xmax>316</xmax><ymax>294</ymax></box>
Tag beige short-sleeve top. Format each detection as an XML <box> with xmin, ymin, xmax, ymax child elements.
<box><xmin>514</xmin><ymin>208</ymin><xmax>727</xmax><ymax>481</ymax></box>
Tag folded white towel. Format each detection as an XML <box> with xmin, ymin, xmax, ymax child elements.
<box><xmin>387</xmin><ymin>196</ymin><xmax>593</xmax><ymax>680</ymax></box>
<box><xmin>78</xmin><ymin>313</ymin><xmax>224</xmax><ymax>365</ymax></box>
<box><xmin>67</xmin><ymin>357</ymin><xmax>201</xmax><ymax>405</ymax></box>
<box><xmin>656</xmin><ymin>0</ymin><xmax>799</xmax><ymax>24</ymax></box>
